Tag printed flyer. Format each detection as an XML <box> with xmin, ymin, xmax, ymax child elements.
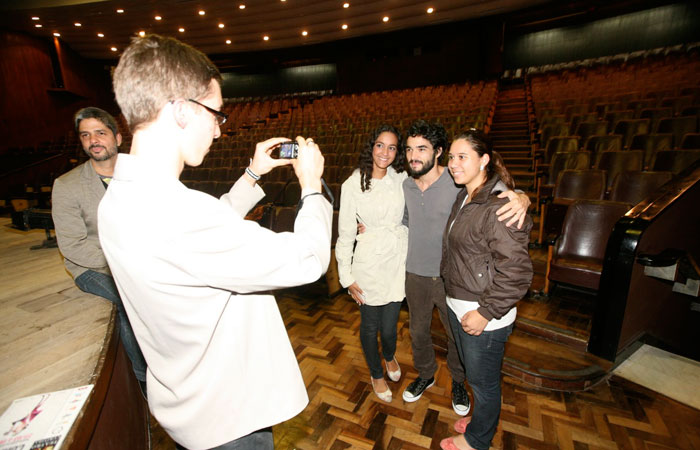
<box><xmin>0</xmin><ymin>385</ymin><xmax>93</xmax><ymax>450</ymax></box>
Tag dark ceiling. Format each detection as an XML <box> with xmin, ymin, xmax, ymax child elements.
<box><xmin>0</xmin><ymin>0</ymin><xmax>552</xmax><ymax>60</ymax></box>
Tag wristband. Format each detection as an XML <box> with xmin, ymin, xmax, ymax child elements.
<box><xmin>245</xmin><ymin>166</ymin><xmax>260</xmax><ymax>181</ymax></box>
<box><xmin>296</xmin><ymin>192</ymin><xmax>323</xmax><ymax>214</ymax></box>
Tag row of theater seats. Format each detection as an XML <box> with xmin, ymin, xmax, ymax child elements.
<box><xmin>536</xmin><ymin>147</ymin><xmax>700</xmax><ymax>207</ymax></box>
<box><xmin>540</xmin><ymin>167</ymin><xmax>677</xmax><ymax>294</ymax></box>
<box><xmin>540</xmin><ymin>129</ymin><xmax>700</xmax><ymax>170</ymax></box>
<box><xmin>539</xmin><ymin>112</ymin><xmax>699</xmax><ymax>153</ymax></box>
<box><xmin>179</xmin><ymin>81</ymin><xmax>498</xmax><ymax>188</ymax></box>
<box><xmin>538</xmin><ymin>167</ymin><xmax>673</xmax><ymax>239</ymax></box>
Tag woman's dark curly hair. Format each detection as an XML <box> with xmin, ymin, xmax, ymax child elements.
<box><xmin>358</xmin><ymin>124</ymin><xmax>405</xmax><ymax>192</ymax></box>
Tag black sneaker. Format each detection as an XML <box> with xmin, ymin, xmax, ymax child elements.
<box><xmin>451</xmin><ymin>381</ymin><xmax>470</xmax><ymax>416</ymax></box>
<box><xmin>402</xmin><ymin>376</ymin><xmax>435</xmax><ymax>402</ymax></box>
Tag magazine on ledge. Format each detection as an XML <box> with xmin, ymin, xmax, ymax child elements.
<box><xmin>0</xmin><ymin>385</ymin><xmax>93</xmax><ymax>450</ymax></box>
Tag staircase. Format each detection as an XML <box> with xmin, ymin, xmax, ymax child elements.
<box><xmin>489</xmin><ymin>81</ymin><xmax>536</xmax><ymax>192</ymax></box>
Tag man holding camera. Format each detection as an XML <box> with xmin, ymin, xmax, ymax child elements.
<box><xmin>51</xmin><ymin>107</ymin><xmax>147</xmax><ymax>390</ymax></box>
<box><xmin>99</xmin><ymin>34</ymin><xmax>331</xmax><ymax>450</ymax></box>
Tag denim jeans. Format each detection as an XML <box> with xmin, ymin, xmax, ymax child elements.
<box><xmin>405</xmin><ymin>273</ymin><xmax>465</xmax><ymax>382</ymax></box>
<box><xmin>359</xmin><ymin>301</ymin><xmax>402</xmax><ymax>379</ymax></box>
<box><xmin>176</xmin><ymin>428</ymin><xmax>273</xmax><ymax>450</ymax></box>
<box><xmin>448</xmin><ymin>309</ymin><xmax>512</xmax><ymax>450</ymax></box>
<box><xmin>74</xmin><ymin>270</ymin><xmax>147</xmax><ymax>382</ymax></box>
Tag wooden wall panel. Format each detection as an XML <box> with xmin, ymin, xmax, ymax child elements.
<box><xmin>0</xmin><ymin>31</ymin><xmax>116</xmax><ymax>154</ymax></box>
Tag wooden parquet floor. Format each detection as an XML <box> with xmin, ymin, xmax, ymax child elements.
<box><xmin>150</xmin><ymin>286</ymin><xmax>700</xmax><ymax>449</ymax></box>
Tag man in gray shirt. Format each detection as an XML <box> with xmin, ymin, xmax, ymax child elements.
<box><xmin>401</xmin><ymin>120</ymin><xmax>530</xmax><ymax>416</ymax></box>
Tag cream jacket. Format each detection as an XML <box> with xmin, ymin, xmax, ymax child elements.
<box><xmin>336</xmin><ymin>167</ymin><xmax>408</xmax><ymax>305</ymax></box>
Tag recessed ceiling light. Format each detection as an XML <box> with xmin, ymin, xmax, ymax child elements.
<box><xmin>53</xmin><ymin>32</ymin><xmax>60</xmax><ymax>37</ymax></box>
<box><xmin>301</xmin><ymin>30</ymin><xmax>308</xmax><ymax>36</ymax></box>
<box><xmin>226</xmin><ymin>39</ymin><xmax>232</xmax><ymax>44</ymax></box>
<box><xmin>382</xmin><ymin>16</ymin><xmax>389</xmax><ymax>22</ymax></box>
<box><xmin>341</xmin><ymin>24</ymin><xmax>348</xmax><ymax>30</ymax></box>
<box><xmin>239</xmin><ymin>4</ymin><xmax>246</xmax><ymax>9</ymax></box>
<box><xmin>198</xmin><ymin>10</ymin><xmax>205</xmax><ymax>15</ymax></box>
<box><xmin>427</xmin><ymin>7</ymin><xmax>434</xmax><ymax>14</ymax></box>
<box><xmin>31</xmin><ymin>16</ymin><xmax>40</xmax><ymax>20</ymax></box>
<box><xmin>179</xmin><ymin>27</ymin><xmax>185</xmax><ymax>32</ymax></box>
<box><xmin>111</xmin><ymin>47</ymin><xmax>118</xmax><ymax>52</ymax></box>
<box><xmin>343</xmin><ymin>3</ymin><xmax>350</xmax><ymax>8</ymax></box>
<box><xmin>74</xmin><ymin>23</ymin><xmax>82</xmax><ymax>27</ymax></box>
<box><xmin>263</xmin><ymin>35</ymin><xmax>269</xmax><ymax>41</ymax></box>
<box><xmin>97</xmin><ymin>33</ymin><xmax>104</xmax><ymax>37</ymax></box>
<box><xmin>139</xmin><ymin>31</ymin><xmax>145</xmax><ymax>37</ymax></box>
<box><xmin>218</xmin><ymin>23</ymin><xmax>224</xmax><ymax>28</ymax></box>
<box><xmin>155</xmin><ymin>15</ymin><xmax>162</xmax><ymax>20</ymax></box>
<box><xmin>116</xmin><ymin>9</ymin><xmax>124</xmax><ymax>14</ymax></box>
<box><xmin>35</xmin><ymin>24</ymin><xmax>42</xmax><ymax>28</ymax></box>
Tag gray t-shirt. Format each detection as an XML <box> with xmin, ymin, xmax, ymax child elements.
<box><xmin>402</xmin><ymin>168</ymin><xmax>461</xmax><ymax>277</ymax></box>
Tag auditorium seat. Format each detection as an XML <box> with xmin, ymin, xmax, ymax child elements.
<box><xmin>595</xmin><ymin>150</ymin><xmax>644</xmax><ymax>193</ymax></box>
<box><xmin>659</xmin><ymin>95</ymin><xmax>694</xmax><ymax>115</ymax></box>
<box><xmin>681</xmin><ymin>105</ymin><xmax>700</xmax><ymax>117</ymax></box>
<box><xmin>604</xmin><ymin>110</ymin><xmax>635</xmax><ymax>132</ymax></box>
<box><xmin>539</xmin><ymin>123</ymin><xmax>572</xmax><ymax>151</ymax></box>
<box><xmin>585</xmin><ymin>134</ymin><xmax>623</xmax><ymax>159</ymax></box>
<box><xmin>541</xmin><ymin>136</ymin><xmax>579</xmax><ymax>164</ymax></box>
<box><xmin>630</xmin><ymin>133</ymin><xmax>674</xmax><ymax>168</ymax></box>
<box><xmin>608</xmin><ymin>170</ymin><xmax>673</xmax><ymax>204</ymax></box>
<box><xmin>594</xmin><ymin>102</ymin><xmax>619</xmax><ymax>119</ymax></box>
<box><xmin>282</xmin><ymin>181</ymin><xmax>302</xmax><ymax>207</ymax></box>
<box><xmin>259</xmin><ymin>181</ymin><xmax>286</xmax><ymax>205</ymax></box>
<box><xmin>569</xmin><ymin>112</ymin><xmax>598</xmax><ymax>135</ymax></box>
<box><xmin>536</xmin><ymin>151</ymin><xmax>591</xmax><ymax>210</ymax></box>
<box><xmin>640</xmin><ymin>107</ymin><xmax>673</xmax><ymax>133</ymax></box>
<box><xmin>575</xmin><ymin>121</ymin><xmax>609</xmax><ymax>149</ymax></box>
<box><xmin>657</xmin><ymin>116</ymin><xmax>698</xmax><ymax>148</ymax></box>
<box><xmin>546</xmin><ymin>200</ymin><xmax>631</xmax><ymax>293</ymax></box>
<box><xmin>613</xmin><ymin>118</ymin><xmax>650</xmax><ymax>149</ymax></box>
<box><xmin>680</xmin><ymin>133</ymin><xmax>700</xmax><ymax>149</ymax></box>
<box><xmin>628</xmin><ymin>99</ymin><xmax>657</xmax><ymax>115</ymax></box>
<box><xmin>651</xmin><ymin>149</ymin><xmax>700</xmax><ymax>174</ymax></box>
<box><xmin>564</xmin><ymin>104</ymin><xmax>590</xmax><ymax>121</ymax></box>
<box><xmin>538</xmin><ymin>167</ymin><xmax>604</xmax><ymax>244</ymax></box>
<box><xmin>271</xmin><ymin>206</ymin><xmax>296</xmax><ymax>233</ymax></box>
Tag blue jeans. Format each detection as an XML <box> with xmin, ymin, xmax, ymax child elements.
<box><xmin>176</xmin><ymin>428</ymin><xmax>273</xmax><ymax>450</ymax></box>
<box><xmin>448</xmin><ymin>309</ymin><xmax>512</xmax><ymax>450</ymax></box>
<box><xmin>359</xmin><ymin>301</ymin><xmax>402</xmax><ymax>379</ymax></box>
<box><xmin>75</xmin><ymin>270</ymin><xmax>147</xmax><ymax>382</ymax></box>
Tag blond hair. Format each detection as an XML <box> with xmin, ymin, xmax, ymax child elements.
<box><xmin>113</xmin><ymin>34</ymin><xmax>222</xmax><ymax>132</ymax></box>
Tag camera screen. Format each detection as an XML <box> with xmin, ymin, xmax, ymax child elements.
<box><xmin>278</xmin><ymin>142</ymin><xmax>298</xmax><ymax>159</ymax></box>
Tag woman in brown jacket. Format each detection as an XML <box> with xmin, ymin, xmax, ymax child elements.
<box><xmin>439</xmin><ymin>130</ymin><xmax>533</xmax><ymax>450</ymax></box>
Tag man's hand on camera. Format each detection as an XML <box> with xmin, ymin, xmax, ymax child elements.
<box><xmin>246</xmin><ymin>137</ymin><xmax>293</xmax><ymax>184</ymax></box>
<box><xmin>291</xmin><ymin>136</ymin><xmax>323</xmax><ymax>193</ymax></box>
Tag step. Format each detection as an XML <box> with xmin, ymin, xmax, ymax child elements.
<box><xmin>498</xmin><ymin>151</ymin><xmax>532</xmax><ymax>158</ymax></box>
<box><xmin>491</xmin><ymin>123</ymin><xmax>528</xmax><ymax>130</ymax></box>
<box><xmin>490</xmin><ymin>131</ymin><xmax>530</xmax><ymax>138</ymax></box>
<box><xmin>496</xmin><ymin>105</ymin><xmax>527</xmax><ymax>111</ymax></box>
<box><xmin>491</xmin><ymin>135</ymin><xmax>530</xmax><ymax>142</ymax></box>
<box><xmin>502</xmin><ymin>159</ymin><xmax>533</xmax><ymax>167</ymax></box>
<box><xmin>500</xmin><ymin>148</ymin><xmax>531</xmax><ymax>154</ymax></box>
<box><xmin>503</xmin><ymin>328</ymin><xmax>612</xmax><ymax>391</ymax></box>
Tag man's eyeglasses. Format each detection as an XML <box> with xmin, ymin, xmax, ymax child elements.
<box><xmin>188</xmin><ymin>99</ymin><xmax>228</xmax><ymax>126</ymax></box>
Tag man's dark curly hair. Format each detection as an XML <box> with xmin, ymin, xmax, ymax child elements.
<box><xmin>357</xmin><ymin>124</ymin><xmax>405</xmax><ymax>192</ymax></box>
<box><xmin>406</xmin><ymin>120</ymin><xmax>448</xmax><ymax>156</ymax></box>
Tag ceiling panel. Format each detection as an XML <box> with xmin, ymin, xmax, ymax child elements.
<box><xmin>0</xmin><ymin>0</ymin><xmax>548</xmax><ymax>60</ymax></box>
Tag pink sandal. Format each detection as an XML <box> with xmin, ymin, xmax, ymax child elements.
<box><xmin>454</xmin><ymin>416</ymin><xmax>471</xmax><ymax>433</ymax></box>
<box><xmin>439</xmin><ymin>437</ymin><xmax>460</xmax><ymax>450</ymax></box>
